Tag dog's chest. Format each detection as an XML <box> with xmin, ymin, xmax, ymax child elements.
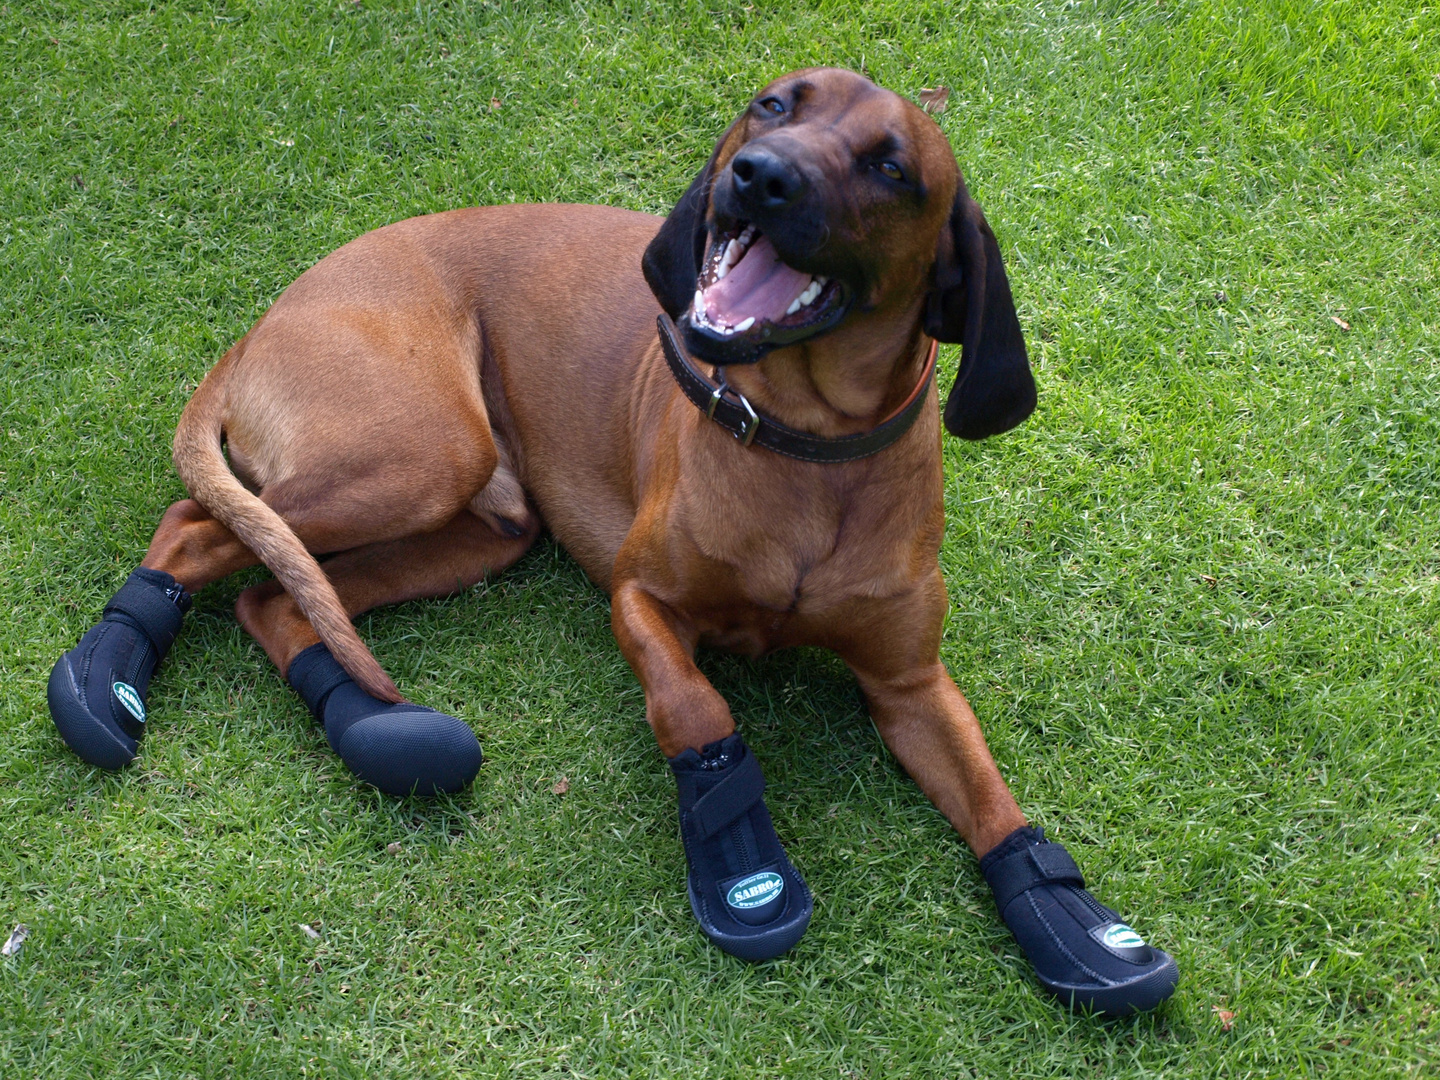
<box><xmin>673</xmin><ymin>465</ymin><xmax>942</xmax><ymax>651</ymax></box>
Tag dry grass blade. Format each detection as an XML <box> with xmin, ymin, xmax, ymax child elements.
<box><xmin>918</xmin><ymin>86</ymin><xmax>949</xmax><ymax>114</ymax></box>
<box><xmin>2</xmin><ymin>924</ymin><xmax>29</xmax><ymax>957</ymax></box>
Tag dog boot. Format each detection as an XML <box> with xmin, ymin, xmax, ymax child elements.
<box><xmin>48</xmin><ymin>567</ymin><xmax>192</xmax><ymax>770</ymax></box>
<box><xmin>981</xmin><ymin>826</ymin><xmax>1179</xmax><ymax>1016</ymax></box>
<box><xmin>287</xmin><ymin>642</ymin><xmax>482</xmax><ymax>796</ymax></box>
<box><xmin>670</xmin><ymin>733</ymin><xmax>813</xmax><ymax>961</ymax></box>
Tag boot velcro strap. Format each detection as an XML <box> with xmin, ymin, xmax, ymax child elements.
<box><xmin>103</xmin><ymin>572</ymin><xmax>188</xmax><ymax>655</ymax></box>
<box><xmin>984</xmin><ymin>841</ymin><xmax>1086</xmax><ymax>916</ymax></box>
<box><xmin>688</xmin><ymin>751</ymin><xmax>766</xmax><ymax>840</ymax></box>
<box><xmin>286</xmin><ymin>643</ymin><xmax>353</xmax><ymax>720</ymax></box>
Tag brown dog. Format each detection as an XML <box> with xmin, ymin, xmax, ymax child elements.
<box><xmin>50</xmin><ymin>68</ymin><xmax>1177</xmax><ymax>1013</ymax></box>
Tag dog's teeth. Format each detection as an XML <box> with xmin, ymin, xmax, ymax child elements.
<box><xmin>785</xmin><ymin>277</ymin><xmax>826</xmax><ymax>318</ymax></box>
<box><xmin>734</xmin><ymin>316</ymin><xmax>755</xmax><ymax>332</ymax></box>
<box><xmin>715</xmin><ymin>239</ymin><xmax>746</xmax><ymax>282</ymax></box>
<box><xmin>694</xmin><ymin>289</ymin><xmax>706</xmax><ymax>314</ymax></box>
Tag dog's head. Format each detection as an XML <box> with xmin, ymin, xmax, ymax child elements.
<box><xmin>643</xmin><ymin>67</ymin><xmax>1035</xmax><ymax>440</ymax></box>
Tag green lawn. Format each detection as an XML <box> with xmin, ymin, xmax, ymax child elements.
<box><xmin>2</xmin><ymin>1</ymin><xmax>1437</xmax><ymax>1076</ymax></box>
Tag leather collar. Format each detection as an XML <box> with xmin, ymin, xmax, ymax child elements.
<box><xmin>657</xmin><ymin>314</ymin><xmax>937</xmax><ymax>464</ymax></box>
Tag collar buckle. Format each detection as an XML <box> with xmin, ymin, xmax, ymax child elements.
<box><xmin>706</xmin><ymin>373</ymin><xmax>760</xmax><ymax>446</ymax></box>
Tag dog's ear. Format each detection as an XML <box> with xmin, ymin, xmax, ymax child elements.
<box><xmin>643</xmin><ymin>124</ymin><xmax>736</xmax><ymax>319</ymax></box>
<box><xmin>924</xmin><ymin>183</ymin><xmax>1036</xmax><ymax>439</ymax></box>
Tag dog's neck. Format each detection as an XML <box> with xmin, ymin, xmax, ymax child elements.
<box><xmin>716</xmin><ymin>313</ymin><xmax>934</xmax><ymax>440</ymax></box>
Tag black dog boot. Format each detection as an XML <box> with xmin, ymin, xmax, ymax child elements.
<box><xmin>287</xmin><ymin>642</ymin><xmax>482</xmax><ymax>796</ymax></box>
<box><xmin>48</xmin><ymin>567</ymin><xmax>192</xmax><ymax>770</ymax></box>
<box><xmin>670</xmin><ymin>734</ymin><xmax>813</xmax><ymax>961</ymax></box>
<box><xmin>981</xmin><ymin>826</ymin><xmax>1179</xmax><ymax>1016</ymax></box>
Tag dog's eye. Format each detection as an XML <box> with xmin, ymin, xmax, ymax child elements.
<box><xmin>759</xmin><ymin>97</ymin><xmax>785</xmax><ymax>115</ymax></box>
<box><xmin>876</xmin><ymin>160</ymin><xmax>905</xmax><ymax>182</ymax></box>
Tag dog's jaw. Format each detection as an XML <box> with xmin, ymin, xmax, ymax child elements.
<box><xmin>681</xmin><ymin>223</ymin><xmax>851</xmax><ymax>365</ymax></box>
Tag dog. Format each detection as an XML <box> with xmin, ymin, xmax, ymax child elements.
<box><xmin>48</xmin><ymin>68</ymin><xmax>1176</xmax><ymax>1014</ymax></box>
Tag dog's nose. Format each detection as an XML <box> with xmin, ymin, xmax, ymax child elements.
<box><xmin>729</xmin><ymin>147</ymin><xmax>806</xmax><ymax>210</ymax></box>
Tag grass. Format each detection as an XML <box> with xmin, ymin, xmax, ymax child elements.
<box><xmin>1</xmin><ymin>0</ymin><xmax>1437</xmax><ymax>1075</ymax></box>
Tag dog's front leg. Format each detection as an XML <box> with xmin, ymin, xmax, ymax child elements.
<box><xmin>850</xmin><ymin>659</ymin><xmax>1029</xmax><ymax>859</ymax></box>
<box><xmin>610</xmin><ymin>580</ymin><xmax>733</xmax><ymax>758</ymax></box>
<box><xmin>830</xmin><ymin>572</ymin><xmax>1025</xmax><ymax>856</ymax></box>
<box><xmin>841</xmin><ymin>571</ymin><xmax>1179</xmax><ymax>1014</ymax></box>
<box><xmin>610</xmin><ymin>578</ymin><xmax>814</xmax><ymax>959</ymax></box>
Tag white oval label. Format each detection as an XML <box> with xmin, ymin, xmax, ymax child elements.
<box><xmin>1102</xmin><ymin>924</ymin><xmax>1146</xmax><ymax>950</ymax></box>
<box><xmin>726</xmin><ymin>871</ymin><xmax>784</xmax><ymax>910</ymax></box>
<box><xmin>112</xmin><ymin>682</ymin><xmax>145</xmax><ymax>723</ymax></box>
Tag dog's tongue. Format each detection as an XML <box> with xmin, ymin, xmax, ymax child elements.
<box><xmin>702</xmin><ymin>234</ymin><xmax>812</xmax><ymax>327</ymax></box>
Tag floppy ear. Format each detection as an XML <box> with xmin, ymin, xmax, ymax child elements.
<box><xmin>924</xmin><ymin>183</ymin><xmax>1036</xmax><ymax>439</ymax></box>
<box><xmin>642</xmin><ymin>124</ymin><xmax>736</xmax><ymax>319</ymax></box>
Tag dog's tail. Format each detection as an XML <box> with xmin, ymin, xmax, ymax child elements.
<box><xmin>170</xmin><ymin>349</ymin><xmax>403</xmax><ymax>703</ymax></box>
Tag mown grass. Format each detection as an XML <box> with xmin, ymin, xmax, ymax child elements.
<box><xmin>1</xmin><ymin>1</ymin><xmax>1436</xmax><ymax>1076</ymax></box>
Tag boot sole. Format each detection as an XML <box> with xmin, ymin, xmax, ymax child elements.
<box><xmin>687</xmin><ymin>874</ymin><xmax>813</xmax><ymax>962</ymax></box>
<box><xmin>335</xmin><ymin>709</ymin><xmax>483</xmax><ymax>796</ymax></box>
<box><xmin>1041</xmin><ymin>949</ymin><xmax>1179</xmax><ymax>1017</ymax></box>
<box><xmin>47</xmin><ymin>656</ymin><xmax>137</xmax><ymax>771</ymax></box>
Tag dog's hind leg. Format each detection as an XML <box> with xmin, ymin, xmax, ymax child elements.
<box><xmin>234</xmin><ymin>509</ymin><xmax>539</xmax><ymax>795</ymax></box>
<box><xmin>46</xmin><ymin>498</ymin><xmax>261</xmax><ymax>771</ymax></box>
<box><xmin>141</xmin><ymin>498</ymin><xmax>263</xmax><ymax>590</ymax></box>
<box><xmin>235</xmin><ymin>509</ymin><xmax>538</xmax><ymax>673</ymax></box>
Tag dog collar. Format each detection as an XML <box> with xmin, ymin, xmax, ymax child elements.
<box><xmin>657</xmin><ymin>314</ymin><xmax>937</xmax><ymax>463</ymax></box>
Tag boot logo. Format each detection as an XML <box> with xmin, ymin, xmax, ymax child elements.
<box><xmin>112</xmin><ymin>682</ymin><xmax>145</xmax><ymax>723</ymax></box>
<box><xmin>726</xmin><ymin>871</ymin><xmax>783</xmax><ymax>910</ymax></box>
<box><xmin>1101</xmin><ymin>923</ymin><xmax>1145</xmax><ymax>950</ymax></box>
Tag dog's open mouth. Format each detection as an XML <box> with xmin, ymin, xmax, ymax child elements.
<box><xmin>686</xmin><ymin>224</ymin><xmax>848</xmax><ymax>355</ymax></box>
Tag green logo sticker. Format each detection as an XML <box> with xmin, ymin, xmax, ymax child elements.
<box><xmin>112</xmin><ymin>682</ymin><xmax>145</xmax><ymax>723</ymax></box>
<box><xmin>1101</xmin><ymin>924</ymin><xmax>1145</xmax><ymax>950</ymax></box>
<box><xmin>725</xmin><ymin>871</ymin><xmax>784</xmax><ymax>910</ymax></box>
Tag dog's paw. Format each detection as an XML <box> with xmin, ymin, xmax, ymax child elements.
<box><xmin>982</xmin><ymin>827</ymin><xmax>1179</xmax><ymax>1017</ymax></box>
<box><xmin>48</xmin><ymin>568</ymin><xmax>191</xmax><ymax>770</ymax></box>
<box><xmin>333</xmin><ymin>706</ymin><xmax>482</xmax><ymax>796</ymax></box>
<box><xmin>671</xmin><ymin>734</ymin><xmax>813</xmax><ymax>961</ymax></box>
<box><xmin>288</xmin><ymin>641</ymin><xmax>482</xmax><ymax>796</ymax></box>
